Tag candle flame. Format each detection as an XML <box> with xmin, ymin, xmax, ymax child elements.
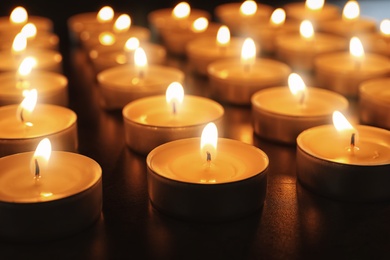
<box><xmin>216</xmin><ymin>25</ymin><xmax>230</xmax><ymax>47</ymax></box>
<box><xmin>349</xmin><ymin>36</ymin><xmax>364</xmax><ymax>59</ymax></box>
<box><xmin>270</xmin><ymin>8</ymin><xmax>286</xmax><ymax>26</ymax></box>
<box><xmin>191</xmin><ymin>17</ymin><xmax>208</xmax><ymax>32</ymax></box>
<box><xmin>98</xmin><ymin>32</ymin><xmax>116</xmax><ymax>46</ymax></box>
<box><xmin>288</xmin><ymin>73</ymin><xmax>306</xmax><ymax>103</ymax></box>
<box><xmin>380</xmin><ymin>19</ymin><xmax>390</xmax><ymax>36</ymax></box>
<box><xmin>333</xmin><ymin>111</ymin><xmax>354</xmax><ymax>131</ymax></box>
<box><xmin>172</xmin><ymin>2</ymin><xmax>191</xmax><ymax>19</ymax></box>
<box><xmin>17</xmin><ymin>89</ymin><xmax>37</xmax><ymax>126</ymax></box>
<box><xmin>200</xmin><ymin>122</ymin><xmax>218</xmax><ymax>163</ymax></box>
<box><xmin>240</xmin><ymin>0</ymin><xmax>258</xmax><ymax>16</ymax></box>
<box><xmin>124</xmin><ymin>37</ymin><xmax>140</xmax><ymax>51</ymax></box>
<box><xmin>342</xmin><ymin>0</ymin><xmax>360</xmax><ymax>21</ymax></box>
<box><xmin>305</xmin><ymin>0</ymin><xmax>324</xmax><ymax>11</ymax></box>
<box><xmin>10</xmin><ymin>7</ymin><xmax>28</xmax><ymax>24</ymax></box>
<box><xmin>300</xmin><ymin>20</ymin><xmax>314</xmax><ymax>40</ymax></box>
<box><xmin>31</xmin><ymin>138</ymin><xmax>52</xmax><ymax>180</ymax></box>
<box><xmin>241</xmin><ymin>38</ymin><xmax>256</xmax><ymax>69</ymax></box>
<box><xmin>166</xmin><ymin>82</ymin><xmax>184</xmax><ymax>114</ymax></box>
<box><xmin>113</xmin><ymin>14</ymin><xmax>131</xmax><ymax>33</ymax></box>
<box><xmin>21</xmin><ymin>23</ymin><xmax>37</xmax><ymax>39</ymax></box>
<box><xmin>134</xmin><ymin>47</ymin><xmax>147</xmax><ymax>67</ymax></box>
<box><xmin>12</xmin><ymin>33</ymin><xmax>27</xmax><ymax>54</ymax></box>
<box><xmin>97</xmin><ymin>6</ymin><xmax>114</xmax><ymax>23</ymax></box>
<box><xmin>18</xmin><ymin>56</ymin><xmax>37</xmax><ymax>77</ymax></box>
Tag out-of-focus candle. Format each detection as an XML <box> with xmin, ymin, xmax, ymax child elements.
<box><xmin>0</xmin><ymin>138</ymin><xmax>102</xmax><ymax>241</ymax></box>
<box><xmin>315</xmin><ymin>37</ymin><xmax>390</xmax><ymax>97</ymax></box>
<box><xmin>123</xmin><ymin>82</ymin><xmax>224</xmax><ymax>154</ymax></box>
<box><xmin>146</xmin><ymin>122</ymin><xmax>269</xmax><ymax>221</ymax></box>
<box><xmin>208</xmin><ymin>37</ymin><xmax>291</xmax><ymax>104</ymax></box>
<box><xmin>252</xmin><ymin>73</ymin><xmax>348</xmax><ymax>143</ymax></box>
<box><xmin>359</xmin><ymin>19</ymin><xmax>390</xmax><ymax>57</ymax></box>
<box><xmin>297</xmin><ymin>111</ymin><xmax>390</xmax><ymax>201</ymax></box>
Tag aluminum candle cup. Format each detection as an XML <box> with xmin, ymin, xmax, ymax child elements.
<box><xmin>275</xmin><ymin>33</ymin><xmax>347</xmax><ymax>71</ymax></box>
<box><xmin>89</xmin><ymin>43</ymin><xmax>166</xmax><ymax>73</ymax></box>
<box><xmin>97</xmin><ymin>64</ymin><xmax>184</xmax><ymax>110</ymax></box>
<box><xmin>359</xmin><ymin>78</ymin><xmax>390</xmax><ymax>130</ymax></box>
<box><xmin>0</xmin><ymin>31</ymin><xmax>59</xmax><ymax>51</ymax></box>
<box><xmin>214</xmin><ymin>2</ymin><xmax>273</xmax><ymax>35</ymax></box>
<box><xmin>359</xmin><ymin>33</ymin><xmax>390</xmax><ymax>57</ymax></box>
<box><xmin>0</xmin><ymin>16</ymin><xmax>53</xmax><ymax>34</ymax></box>
<box><xmin>318</xmin><ymin>18</ymin><xmax>377</xmax><ymax>38</ymax></box>
<box><xmin>0</xmin><ymin>151</ymin><xmax>102</xmax><ymax>241</ymax></box>
<box><xmin>0</xmin><ymin>104</ymin><xmax>78</xmax><ymax>157</ymax></box>
<box><xmin>297</xmin><ymin>125</ymin><xmax>390</xmax><ymax>202</ymax></box>
<box><xmin>0</xmin><ymin>50</ymin><xmax>62</xmax><ymax>73</ymax></box>
<box><xmin>208</xmin><ymin>58</ymin><xmax>291</xmax><ymax>105</ymax></box>
<box><xmin>252</xmin><ymin>87</ymin><xmax>349</xmax><ymax>144</ymax></box>
<box><xmin>315</xmin><ymin>52</ymin><xmax>390</xmax><ymax>97</ymax></box>
<box><xmin>147</xmin><ymin>138</ymin><xmax>269</xmax><ymax>221</ymax></box>
<box><xmin>283</xmin><ymin>2</ymin><xmax>340</xmax><ymax>26</ymax></box>
<box><xmin>0</xmin><ymin>71</ymin><xmax>68</xmax><ymax>107</ymax></box>
<box><xmin>123</xmin><ymin>95</ymin><xmax>224</xmax><ymax>155</ymax></box>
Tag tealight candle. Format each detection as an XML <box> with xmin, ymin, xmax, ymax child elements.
<box><xmin>297</xmin><ymin>111</ymin><xmax>390</xmax><ymax>202</ymax></box>
<box><xmin>214</xmin><ymin>0</ymin><xmax>273</xmax><ymax>35</ymax></box>
<box><xmin>315</xmin><ymin>37</ymin><xmax>390</xmax><ymax>97</ymax></box>
<box><xmin>186</xmin><ymin>25</ymin><xmax>244</xmax><ymax>75</ymax></box>
<box><xmin>0</xmin><ymin>57</ymin><xmax>68</xmax><ymax>106</ymax></box>
<box><xmin>317</xmin><ymin>0</ymin><xmax>376</xmax><ymax>38</ymax></box>
<box><xmin>359</xmin><ymin>77</ymin><xmax>390</xmax><ymax>130</ymax></box>
<box><xmin>0</xmin><ymin>92</ymin><xmax>77</xmax><ymax>157</ymax></box>
<box><xmin>359</xmin><ymin>19</ymin><xmax>390</xmax><ymax>57</ymax></box>
<box><xmin>275</xmin><ymin>20</ymin><xmax>347</xmax><ymax>71</ymax></box>
<box><xmin>147</xmin><ymin>123</ymin><xmax>268</xmax><ymax>221</ymax></box>
<box><xmin>97</xmin><ymin>47</ymin><xmax>184</xmax><ymax>110</ymax></box>
<box><xmin>148</xmin><ymin>2</ymin><xmax>211</xmax><ymax>38</ymax></box>
<box><xmin>0</xmin><ymin>6</ymin><xmax>53</xmax><ymax>34</ymax></box>
<box><xmin>123</xmin><ymin>82</ymin><xmax>224</xmax><ymax>154</ymax></box>
<box><xmin>89</xmin><ymin>38</ymin><xmax>166</xmax><ymax>73</ymax></box>
<box><xmin>208</xmin><ymin>38</ymin><xmax>291</xmax><ymax>104</ymax></box>
<box><xmin>0</xmin><ymin>138</ymin><xmax>102</xmax><ymax>241</ymax></box>
<box><xmin>252</xmin><ymin>73</ymin><xmax>349</xmax><ymax>144</ymax></box>
<box><xmin>284</xmin><ymin>0</ymin><xmax>340</xmax><ymax>27</ymax></box>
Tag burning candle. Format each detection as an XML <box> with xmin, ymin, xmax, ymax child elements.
<box><xmin>251</xmin><ymin>73</ymin><xmax>348</xmax><ymax>144</ymax></box>
<box><xmin>97</xmin><ymin>47</ymin><xmax>184</xmax><ymax>110</ymax></box>
<box><xmin>297</xmin><ymin>111</ymin><xmax>390</xmax><ymax>201</ymax></box>
<box><xmin>359</xmin><ymin>19</ymin><xmax>390</xmax><ymax>57</ymax></box>
<box><xmin>359</xmin><ymin>77</ymin><xmax>390</xmax><ymax>130</ymax></box>
<box><xmin>0</xmin><ymin>56</ymin><xmax>68</xmax><ymax>106</ymax></box>
<box><xmin>315</xmin><ymin>37</ymin><xmax>390</xmax><ymax>97</ymax></box>
<box><xmin>318</xmin><ymin>0</ymin><xmax>376</xmax><ymax>37</ymax></box>
<box><xmin>0</xmin><ymin>90</ymin><xmax>77</xmax><ymax>157</ymax></box>
<box><xmin>146</xmin><ymin>122</ymin><xmax>269</xmax><ymax>221</ymax></box>
<box><xmin>186</xmin><ymin>25</ymin><xmax>245</xmax><ymax>75</ymax></box>
<box><xmin>214</xmin><ymin>1</ymin><xmax>273</xmax><ymax>35</ymax></box>
<box><xmin>123</xmin><ymin>82</ymin><xmax>224</xmax><ymax>154</ymax></box>
<box><xmin>208</xmin><ymin>38</ymin><xmax>291</xmax><ymax>104</ymax></box>
<box><xmin>0</xmin><ymin>138</ymin><xmax>102</xmax><ymax>241</ymax></box>
<box><xmin>275</xmin><ymin>19</ymin><xmax>347</xmax><ymax>71</ymax></box>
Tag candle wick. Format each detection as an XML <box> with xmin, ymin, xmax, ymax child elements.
<box><xmin>206</xmin><ymin>151</ymin><xmax>211</xmax><ymax>162</ymax></box>
<box><xmin>138</xmin><ymin>69</ymin><xmax>144</xmax><ymax>79</ymax></box>
<box><xmin>34</xmin><ymin>158</ymin><xmax>40</xmax><ymax>180</ymax></box>
<box><xmin>350</xmin><ymin>133</ymin><xmax>356</xmax><ymax>152</ymax></box>
<box><xmin>20</xmin><ymin>108</ymin><xmax>25</xmax><ymax>123</ymax></box>
<box><xmin>172</xmin><ymin>102</ymin><xmax>176</xmax><ymax>115</ymax></box>
<box><xmin>299</xmin><ymin>91</ymin><xmax>305</xmax><ymax>105</ymax></box>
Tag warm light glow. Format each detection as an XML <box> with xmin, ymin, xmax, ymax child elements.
<box><xmin>12</xmin><ymin>33</ymin><xmax>27</xmax><ymax>54</ymax></box>
<box><xmin>172</xmin><ymin>2</ymin><xmax>191</xmax><ymax>19</ymax></box>
<box><xmin>18</xmin><ymin>57</ymin><xmax>37</xmax><ymax>77</ymax></box>
<box><xmin>300</xmin><ymin>20</ymin><xmax>314</xmax><ymax>40</ymax></box>
<box><xmin>31</xmin><ymin>138</ymin><xmax>52</xmax><ymax>179</ymax></box>
<box><xmin>342</xmin><ymin>0</ymin><xmax>360</xmax><ymax>21</ymax></box>
<box><xmin>97</xmin><ymin>6</ymin><xmax>114</xmax><ymax>23</ymax></box>
<box><xmin>113</xmin><ymin>14</ymin><xmax>131</xmax><ymax>33</ymax></box>
<box><xmin>200</xmin><ymin>122</ymin><xmax>218</xmax><ymax>162</ymax></box>
<box><xmin>166</xmin><ymin>82</ymin><xmax>184</xmax><ymax>114</ymax></box>
<box><xmin>216</xmin><ymin>26</ymin><xmax>230</xmax><ymax>47</ymax></box>
<box><xmin>305</xmin><ymin>0</ymin><xmax>324</xmax><ymax>11</ymax></box>
<box><xmin>21</xmin><ymin>23</ymin><xmax>37</xmax><ymax>39</ymax></box>
<box><xmin>124</xmin><ymin>37</ymin><xmax>140</xmax><ymax>51</ymax></box>
<box><xmin>191</xmin><ymin>17</ymin><xmax>208</xmax><ymax>32</ymax></box>
<box><xmin>240</xmin><ymin>0</ymin><xmax>258</xmax><ymax>16</ymax></box>
<box><xmin>380</xmin><ymin>19</ymin><xmax>390</xmax><ymax>36</ymax></box>
<box><xmin>349</xmin><ymin>37</ymin><xmax>364</xmax><ymax>59</ymax></box>
<box><xmin>10</xmin><ymin>7</ymin><xmax>28</xmax><ymax>24</ymax></box>
<box><xmin>134</xmin><ymin>47</ymin><xmax>147</xmax><ymax>78</ymax></box>
<box><xmin>241</xmin><ymin>38</ymin><xmax>256</xmax><ymax>68</ymax></box>
<box><xmin>98</xmin><ymin>32</ymin><xmax>116</xmax><ymax>46</ymax></box>
<box><xmin>288</xmin><ymin>73</ymin><xmax>306</xmax><ymax>104</ymax></box>
<box><xmin>270</xmin><ymin>8</ymin><xmax>286</xmax><ymax>26</ymax></box>
<box><xmin>333</xmin><ymin>111</ymin><xmax>354</xmax><ymax>131</ymax></box>
<box><xmin>17</xmin><ymin>89</ymin><xmax>37</xmax><ymax>126</ymax></box>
